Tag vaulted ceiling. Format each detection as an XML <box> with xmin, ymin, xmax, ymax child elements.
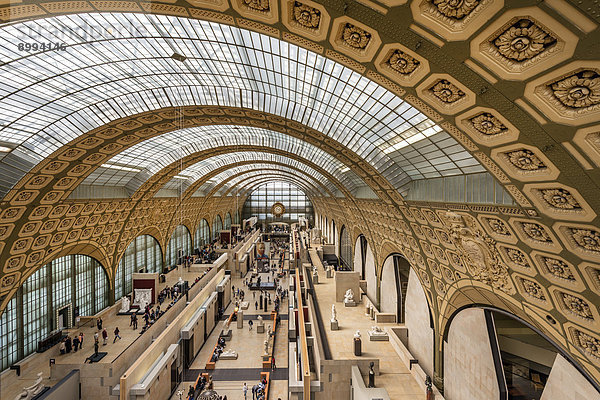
<box><xmin>1</xmin><ymin>0</ymin><xmax>600</xmax><ymax>389</ymax></box>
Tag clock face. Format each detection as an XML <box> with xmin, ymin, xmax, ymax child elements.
<box><xmin>271</xmin><ymin>202</ymin><xmax>285</xmax><ymax>217</ymax></box>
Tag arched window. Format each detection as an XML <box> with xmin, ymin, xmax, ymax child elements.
<box><xmin>0</xmin><ymin>255</ymin><xmax>108</xmax><ymax>371</ymax></box>
<box><xmin>115</xmin><ymin>235</ymin><xmax>163</xmax><ymax>298</ymax></box>
<box><xmin>212</xmin><ymin>215</ymin><xmax>223</xmax><ymax>239</ymax></box>
<box><xmin>165</xmin><ymin>225</ymin><xmax>192</xmax><ymax>267</ymax></box>
<box><xmin>339</xmin><ymin>225</ymin><xmax>352</xmax><ymax>270</ymax></box>
<box><xmin>195</xmin><ymin>219</ymin><xmax>210</xmax><ymax>249</ymax></box>
<box><xmin>224</xmin><ymin>212</ymin><xmax>232</xmax><ymax>229</ymax></box>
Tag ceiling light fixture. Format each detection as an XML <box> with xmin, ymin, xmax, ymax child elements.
<box><xmin>171</xmin><ymin>52</ymin><xmax>187</xmax><ymax>62</ymax></box>
<box><xmin>101</xmin><ymin>163</ymin><xmax>141</xmax><ymax>172</ymax></box>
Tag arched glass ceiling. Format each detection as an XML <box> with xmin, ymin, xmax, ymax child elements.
<box><xmin>215</xmin><ymin>173</ymin><xmax>322</xmax><ymax>198</ymax></box>
<box><xmin>0</xmin><ymin>12</ymin><xmax>485</xmax><ymax>198</ymax></box>
<box><xmin>176</xmin><ymin>163</ymin><xmax>331</xmax><ymax>196</ymax></box>
<box><xmin>83</xmin><ymin>126</ymin><xmax>359</xmax><ymax>192</ymax></box>
<box><xmin>188</xmin><ymin>167</ymin><xmax>329</xmax><ymax>197</ymax></box>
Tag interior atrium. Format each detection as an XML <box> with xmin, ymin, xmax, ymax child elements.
<box><xmin>0</xmin><ymin>0</ymin><xmax>600</xmax><ymax>399</ymax></box>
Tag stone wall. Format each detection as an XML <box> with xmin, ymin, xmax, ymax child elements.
<box><xmin>541</xmin><ymin>354</ymin><xmax>600</xmax><ymax>400</ymax></box>
<box><xmin>405</xmin><ymin>269</ymin><xmax>434</xmax><ymax>378</ymax></box>
<box><xmin>444</xmin><ymin>308</ymin><xmax>498</xmax><ymax>400</ymax></box>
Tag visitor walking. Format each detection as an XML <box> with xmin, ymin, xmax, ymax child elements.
<box><xmin>243</xmin><ymin>382</ymin><xmax>248</xmax><ymax>400</ymax></box>
<box><xmin>102</xmin><ymin>328</ymin><xmax>108</xmax><ymax>345</ymax></box>
<box><xmin>79</xmin><ymin>332</ymin><xmax>84</xmax><ymax>349</ymax></box>
<box><xmin>248</xmin><ymin>320</ymin><xmax>253</xmax><ymax>331</ymax></box>
<box><xmin>255</xmin><ymin>301</ymin><xmax>258</xmax><ymax>310</ymax></box>
<box><xmin>113</xmin><ymin>327</ymin><xmax>121</xmax><ymax>343</ymax></box>
<box><xmin>271</xmin><ymin>355</ymin><xmax>276</xmax><ymax>371</ymax></box>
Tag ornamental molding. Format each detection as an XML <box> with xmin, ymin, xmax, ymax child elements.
<box><xmin>525</xmin><ymin>62</ymin><xmax>600</xmax><ymax>126</ymax></box>
<box><xmin>522</xmin><ymin>183</ymin><xmax>595</xmax><ymax>223</ymax></box>
<box><xmin>554</xmin><ymin>223</ymin><xmax>600</xmax><ymax>263</ymax></box>
<box><xmin>491</xmin><ymin>144</ymin><xmax>559</xmax><ymax>182</ymax></box>
<box><xmin>567</xmin><ymin>325</ymin><xmax>600</xmax><ymax>366</ymax></box>
<box><xmin>531</xmin><ymin>252</ymin><xmax>585</xmax><ymax>292</ymax></box>
<box><xmin>374</xmin><ymin>43</ymin><xmax>430</xmax><ymax>87</ymax></box>
<box><xmin>329</xmin><ymin>17</ymin><xmax>381</xmax><ymax>62</ymax></box>
<box><xmin>514</xmin><ymin>273</ymin><xmax>551</xmax><ymax>310</ymax></box>
<box><xmin>416</xmin><ymin>74</ymin><xmax>475</xmax><ymax>115</ymax></box>
<box><xmin>509</xmin><ymin>218</ymin><xmax>562</xmax><ymax>254</ymax></box>
<box><xmin>411</xmin><ymin>0</ymin><xmax>504</xmax><ymax>41</ymax></box>
<box><xmin>232</xmin><ymin>0</ymin><xmax>279</xmax><ymax>24</ymax></box>
<box><xmin>455</xmin><ymin>106</ymin><xmax>519</xmax><ymax>147</ymax></box>
<box><xmin>471</xmin><ymin>7</ymin><xmax>578</xmax><ymax>80</ymax></box>
<box><xmin>282</xmin><ymin>0</ymin><xmax>330</xmax><ymax>41</ymax></box>
<box><xmin>573</xmin><ymin>125</ymin><xmax>600</xmax><ymax>168</ymax></box>
<box><xmin>444</xmin><ymin>210</ymin><xmax>515</xmax><ymax>294</ymax></box>
<box><xmin>553</xmin><ymin>287</ymin><xmax>599</xmax><ymax>329</ymax></box>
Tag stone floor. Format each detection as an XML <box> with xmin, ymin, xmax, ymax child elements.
<box><xmin>309</xmin><ymin>248</ymin><xmax>426</xmax><ymax>400</ymax></box>
<box><xmin>171</xmin><ymin>257</ymin><xmax>290</xmax><ymax>400</ymax></box>
<box><xmin>0</xmin><ymin>264</ymin><xmax>216</xmax><ymax>400</ymax></box>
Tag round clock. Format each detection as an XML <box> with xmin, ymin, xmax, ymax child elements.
<box><xmin>271</xmin><ymin>202</ymin><xmax>285</xmax><ymax>217</ymax></box>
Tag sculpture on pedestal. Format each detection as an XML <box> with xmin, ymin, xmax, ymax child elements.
<box><xmin>14</xmin><ymin>372</ymin><xmax>44</xmax><ymax>400</ymax></box>
<box><xmin>331</xmin><ymin>304</ymin><xmax>337</xmax><ymax>322</ymax></box>
<box><xmin>119</xmin><ymin>296</ymin><xmax>130</xmax><ymax>313</ymax></box>
<box><xmin>354</xmin><ymin>330</ymin><xmax>361</xmax><ymax>339</ymax></box>
<box><xmin>134</xmin><ymin>288</ymin><xmax>152</xmax><ymax>310</ymax></box>
<box><xmin>344</xmin><ymin>289</ymin><xmax>355</xmax><ymax>303</ymax></box>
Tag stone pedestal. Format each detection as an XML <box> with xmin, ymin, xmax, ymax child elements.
<box><xmin>312</xmin><ymin>273</ymin><xmax>318</xmax><ymax>284</ymax></box>
<box><xmin>221</xmin><ymin>329</ymin><xmax>232</xmax><ymax>341</ymax></box>
<box><xmin>237</xmin><ymin>311</ymin><xmax>243</xmax><ymax>328</ymax></box>
<box><xmin>326</xmin><ymin>268</ymin><xmax>333</xmax><ymax>278</ymax></box>
<box><xmin>354</xmin><ymin>338</ymin><xmax>362</xmax><ymax>356</ymax></box>
<box><xmin>330</xmin><ymin>320</ymin><xmax>339</xmax><ymax>330</ymax></box>
<box><xmin>257</xmin><ymin>324</ymin><xmax>265</xmax><ymax>333</ymax></box>
<box><xmin>344</xmin><ymin>300</ymin><xmax>356</xmax><ymax>307</ymax></box>
<box><xmin>368</xmin><ymin>330</ymin><xmax>389</xmax><ymax>341</ymax></box>
<box><xmin>240</xmin><ymin>301</ymin><xmax>249</xmax><ymax>310</ymax></box>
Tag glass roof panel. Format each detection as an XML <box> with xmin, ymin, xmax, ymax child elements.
<box><xmin>184</xmin><ymin>163</ymin><xmax>329</xmax><ymax>196</ymax></box>
<box><xmin>82</xmin><ymin>128</ymin><xmax>354</xmax><ymax>191</ymax></box>
<box><xmin>0</xmin><ymin>12</ymin><xmax>484</xmax><ymax>197</ymax></box>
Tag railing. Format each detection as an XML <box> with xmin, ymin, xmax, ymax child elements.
<box><xmin>295</xmin><ymin>267</ymin><xmax>311</xmax><ymax>400</ymax></box>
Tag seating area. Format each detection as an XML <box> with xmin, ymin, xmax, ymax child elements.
<box><xmin>205</xmin><ymin>312</ymin><xmax>236</xmax><ymax>370</ymax></box>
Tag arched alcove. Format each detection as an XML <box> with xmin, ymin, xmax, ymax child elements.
<box><xmin>195</xmin><ymin>219</ymin><xmax>210</xmax><ymax>250</ymax></box>
<box><xmin>339</xmin><ymin>225</ymin><xmax>352</xmax><ymax>270</ymax></box>
<box><xmin>115</xmin><ymin>234</ymin><xmax>163</xmax><ymax>299</ymax></box>
<box><xmin>0</xmin><ymin>254</ymin><xmax>109</xmax><ymax>371</ymax></box>
<box><xmin>166</xmin><ymin>225</ymin><xmax>192</xmax><ymax>267</ymax></box>
<box><xmin>379</xmin><ymin>254</ymin><xmax>411</xmax><ymax>323</ymax></box>
<box><xmin>353</xmin><ymin>235</ymin><xmax>368</xmax><ymax>279</ymax></box>
<box><xmin>212</xmin><ymin>215</ymin><xmax>223</xmax><ymax>239</ymax></box>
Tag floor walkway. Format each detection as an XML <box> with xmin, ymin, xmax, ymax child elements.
<box><xmin>310</xmin><ymin>248</ymin><xmax>426</xmax><ymax>399</ymax></box>
<box><xmin>171</xmin><ymin>259</ymin><xmax>290</xmax><ymax>400</ymax></box>
<box><xmin>0</xmin><ymin>264</ymin><xmax>209</xmax><ymax>400</ymax></box>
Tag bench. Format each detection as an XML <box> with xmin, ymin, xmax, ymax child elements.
<box><xmin>205</xmin><ymin>311</ymin><xmax>236</xmax><ymax>369</ymax></box>
<box><xmin>188</xmin><ymin>373</ymin><xmax>211</xmax><ymax>400</ymax></box>
<box><xmin>259</xmin><ymin>371</ymin><xmax>270</xmax><ymax>400</ymax></box>
<box><xmin>261</xmin><ymin>312</ymin><xmax>278</xmax><ymax>369</ymax></box>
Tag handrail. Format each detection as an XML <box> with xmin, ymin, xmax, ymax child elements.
<box><xmin>295</xmin><ymin>267</ymin><xmax>311</xmax><ymax>400</ymax></box>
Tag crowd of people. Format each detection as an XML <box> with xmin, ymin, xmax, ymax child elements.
<box><xmin>209</xmin><ymin>336</ymin><xmax>227</xmax><ymax>362</ymax></box>
<box><xmin>59</xmin><ymin>332</ymin><xmax>84</xmax><ymax>355</ymax></box>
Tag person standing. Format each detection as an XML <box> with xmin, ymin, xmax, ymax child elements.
<box><xmin>65</xmin><ymin>335</ymin><xmax>72</xmax><ymax>353</ymax></box>
<box><xmin>132</xmin><ymin>313</ymin><xmax>138</xmax><ymax>330</ymax></box>
<box><xmin>73</xmin><ymin>335</ymin><xmax>80</xmax><ymax>352</ymax></box>
<box><xmin>102</xmin><ymin>328</ymin><xmax>108</xmax><ymax>345</ymax></box>
<box><xmin>243</xmin><ymin>382</ymin><xmax>248</xmax><ymax>400</ymax></box>
<box><xmin>79</xmin><ymin>332</ymin><xmax>84</xmax><ymax>349</ymax></box>
<box><xmin>113</xmin><ymin>327</ymin><xmax>121</xmax><ymax>343</ymax></box>
<box><xmin>271</xmin><ymin>355</ymin><xmax>276</xmax><ymax>371</ymax></box>
<box><xmin>248</xmin><ymin>320</ymin><xmax>253</xmax><ymax>331</ymax></box>
<box><xmin>255</xmin><ymin>301</ymin><xmax>258</xmax><ymax>311</ymax></box>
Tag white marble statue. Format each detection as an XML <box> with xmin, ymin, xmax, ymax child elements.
<box><xmin>331</xmin><ymin>304</ymin><xmax>337</xmax><ymax>322</ymax></box>
<box><xmin>14</xmin><ymin>372</ymin><xmax>44</xmax><ymax>400</ymax></box>
<box><xmin>263</xmin><ymin>339</ymin><xmax>269</xmax><ymax>355</ymax></box>
<box><xmin>119</xmin><ymin>296</ymin><xmax>130</xmax><ymax>313</ymax></box>
<box><xmin>354</xmin><ymin>330</ymin><xmax>361</xmax><ymax>339</ymax></box>
<box><xmin>344</xmin><ymin>289</ymin><xmax>355</xmax><ymax>303</ymax></box>
<box><xmin>134</xmin><ymin>288</ymin><xmax>152</xmax><ymax>310</ymax></box>
<box><xmin>371</xmin><ymin>325</ymin><xmax>384</xmax><ymax>333</ymax></box>
<box><xmin>257</xmin><ymin>314</ymin><xmax>264</xmax><ymax>325</ymax></box>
